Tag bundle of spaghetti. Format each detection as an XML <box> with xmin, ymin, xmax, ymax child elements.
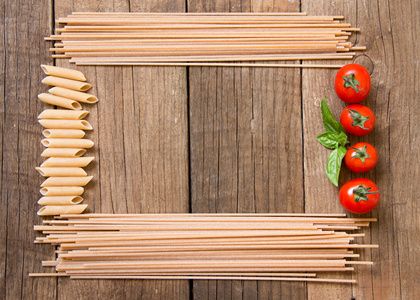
<box><xmin>31</xmin><ymin>213</ymin><xmax>377</xmax><ymax>283</ymax></box>
<box><xmin>47</xmin><ymin>12</ymin><xmax>366</xmax><ymax>68</ymax></box>
<box><xmin>36</xmin><ymin>65</ymin><xmax>99</xmax><ymax>216</ymax></box>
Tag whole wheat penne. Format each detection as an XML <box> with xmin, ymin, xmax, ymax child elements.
<box><xmin>38</xmin><ymin>109</ymin><xmax>89</xmax><ymax>120</ymax></box>
<box><xmin>49</xmin><ymin>87</ymin><xmax>98</xmax><ymax>104</ymax></box>
<box><xmin>41</xmin><ymin>157</ymin><xmax>94</xmax><ymax>168</ymax></box>
<box><xmin>42</xmin><ymin>76</ymin><xmax>92</xmax><ymax>91</ymax></box>
<box><xmin>41</xmin><ymin>148</ymin><xmax>86</xmax><ymax>157</ymax></box>
<box><xmin>38</xmin><ymin>93</ymin><xmax>82</xmax><ymax>110</ymax></box>
<box><xmin>40</xmin><ymin>65</ymin><xmax>87</xmax><ymax>81</ymax></box>
<box><xmin>38</xmin><ymin>119</ymin><xmax>93</xmax><ymax>130</ymax></box>
<box><xmin>43</xmin><ymin>129</ymin><xmax>85</xmax><ymax>139</ymax></box>
<box><xmin>36</xmin><ymin>167</ymin><xmax>87</xmax><ymax>177</ymax></box>
<box><xmin>40</xmin><ymin>186</ymin><xmax>84</xmax><ymax>196</ymax></box>
<box><xmin>41</xmin><ymin>138</ymin><xmax>94</xmax><ymax>148</ymax></box>
<box><xmin>38</xmin><ymin>196</ymin><xmax>84</xmax><ymax>205</ymax></box>
<box><xmin>41</xmin><ymin>176</ymin><xmax>93</xmax><ymax>187</ymax></box>
<box><xmin>37</xmin><ymin>204</ymin><xmax>88</xmax><ymax>216</ymax></box>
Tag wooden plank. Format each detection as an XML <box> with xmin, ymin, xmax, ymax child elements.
<box><xmin>1</xmin><ymin>0</ymin><xmax>56</xmax><ymax>299</ymax></box>
<box><xmin>300</xmin><ymin>1</ymin><xmax>356</xmax><ymax>299</ymax></box>
<box><xmin>376</xmin><ymin>1</ymin><xmax>420</xmax><ymax>299</ymax></box>
<box><xmin>302</xmin><ymin>1</ymin><xmax>420</xmax><ymax>299</ymax></box>
<box><xmin>53</xmin><ymin>1</ymin><xmax>189</xmax><ymax>300</ymax></box>
<box><xmin>1</xmin><ymin>1</ymin><xmax>418</xmax><ymax>299</ymax></box>
<box><xmin>188</xmin><ymin>1</ymin><xmax>305</xmax><ymax>299</ymax></box>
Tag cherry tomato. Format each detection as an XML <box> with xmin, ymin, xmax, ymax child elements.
<box><xmin>344</xmin><ymin>142</ymin><xmax>378</xmax><ymax>173</ymax></box>
<box><xmin>340</xmin><ymin>104</ymin><xmax>375</xmax><ymax>136</ymax></box>
<box><xmin>335</xmin><ymin>64</ymin><xmax>371</xmax><ymax>103</ymax></box>
<box><xmin>339</xmin><ymin>178</ymin><xmax>380</xmax><ymax>214</ymax></box>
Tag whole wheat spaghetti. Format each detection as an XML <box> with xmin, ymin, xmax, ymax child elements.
<box><xmin>48</xmin><ymin>12</ymin><xmax>365</xmax><ymax>67</ymax></box>
<box><xmin>31</xmin><ymin>213</ymin><xmax>376</xmax><ymax>283</ymax></box>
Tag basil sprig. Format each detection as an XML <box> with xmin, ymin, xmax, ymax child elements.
<box><xmin>317</xmin><ymin>99</ymin><xmax>348</xmax><ymax>186</ymax></box>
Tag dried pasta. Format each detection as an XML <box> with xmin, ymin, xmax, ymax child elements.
<box><xmin>41</xmin><ymin>148</ymin><xmax>86</xmax><ymax>157</ymax></box>
<box><xmin>38</xmin><ymin>196</ymin><xmax>83</xmax><ymax>205</ymax></box>
<box><xmin>42</xmin><ymin>129</ymin><xmax>85</xmax><ymax>139</ymax></box>
<box><xmin>40</xmin><ymin>186</ymin><xmax>84</xmax><ymax>196</ymax></box>
<box><xmin>40</xmin><ymin>157</ymin><xmax>94</xmax><ymax>168</ymax></box>
<box><xmin>37</xmin><ymin>204</ymin><xmax>88</xmax><ymax>216</ymax></box>
<box><xmin>41</xmin><ymin>176</ymin><xmax>93</xmax><ymax>187</ymax></box>
<box><xmin>38</xmin><ymin>109</ymin><xmax>88</xmax><ymax>120</ymax></box>
<box><xmin>41</xmin><ymin>138</ymin><xmax>94</xmax><ymax>148</ymax></box>
<box><xmin>38</xmin><ymin>119</ymin><xmax>93</xmax><ymax>130</ymax></box>
<box><xmin>42</xmin><ymin>76</ymin><xmax>92</xmax><ymax>92</ymax></box>
<box><xmin>38</xmin><ymin>93</ymin><xmax>82</xmax><ymax>110</ymax></box>
<box><xmin>40</xmin><ymin>65</ymin><xmax>87</xmax><ymax>81</ymax></box>
<box><xmin>49</xmin><ymin>87</ymin><xmax>98</xmax><ymax>104</ymax></box>
<box><xmin>36</xmin><ymin>167</ymin><xmax>88</xmax><ymax>177</ymax></box>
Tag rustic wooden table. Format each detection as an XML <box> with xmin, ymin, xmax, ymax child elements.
<box><xmin>1</xmin><ymin>0</ymin><xmax>419</xmax><ymax>299</ymax></box>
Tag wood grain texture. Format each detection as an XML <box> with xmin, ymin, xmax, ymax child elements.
<box><xmin>1</xmin><ymin>0</ymin><xmax>55</xmax><ymax>299</ymax></box>
<box><xmin>301</xmin><ymin>1</ymin><xmax>420</xmax><ymax>300</ymax></box>
<box><xmin>1</xmin><ymin>0</ymin><xmax>419</xmax><ymax>299</ymax></box>
<box><xmin>52</xmin><ymin>0</ymin><xmax>189</xmax><ymax>299</ymax></box>
<box><xmin>188</xmin><ymin>1</ymin><xmax>305</xmax><ymax>299</ymax></box>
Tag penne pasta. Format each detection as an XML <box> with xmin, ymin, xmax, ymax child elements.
<box><xmin>38</xmin><ymin>119</ymin><xmax>93</xmax><ymax>130</ymax></box>
<box><xmin>37</xmin><ymin>204</ymin><xmax>88</xmax><ymax>216</ymax></box>
<box><xmin>41</xmin><ymin>176</ymin><xmax>93</xmax><ymax>187</ymax></box>
<box><xmin>38</xmin><ymin>109</ymin><xmax>89</xmax><ymax>120</ymax></box>
<box><xmin>42</xmin><ymin>76</ymin><xmax>92</xmax><ymax>92</ymax></box>
<box><xmin>40</xmin><ymin>186</ymin><xmax>84</xmax><ymax>196</ymax></box>
<box><xmin>43</xmin><ymin>129</ymin><xmax>85</xmax><ymax>139</ymax></box>
<box><xmin>38</xmin><ymin>93</ymin><xmax>82</xmax><ymax>110</ymax></box>
<box><xmin>41</xmin><ymin>148</ymin><xmax>86</xmax><ymax>157</ymax></box>
<box><xmin>38</xmin><ymin>196</ymin><xmax>84</xmax><ymax>205</ymax></box>
<box><xmin>41</xmin><ymin>138</ymin><xmax>94</xmax><ymax>148</ymax></box>
<box><xmin>36</xmin><ymin>167</ymin><xmax>88</xmax><ymax>177</ymax></box>
<box><xmin>40</xmin><ymin>65</ymin><xmax>87</xmax><ymax>81</ymax></box>
<box><xmin>41</xmin><ymin>157</ymin><xmax>94</xmax><ymax>168</ymax></box>
<box><xmin>49</xmin><ymin>87</ymin><xmax>98</xmax><ymax>104</ymax></box>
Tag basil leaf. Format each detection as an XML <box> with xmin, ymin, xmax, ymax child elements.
<box><xmin>317</xmin><ymin>132</ymin><xmax>340</xmax><ymax>149</ymax></box>
<box><xmin>336</xmin><ymin>131</ymin><xmax>349</xmax><ymax>147</ymax></box>
<box><xmin>326</xmin><ymin>146</ymin><xmax>347</xmax><ymax>186</ymax></box>
<box><xmin>321</xmin><ymin>98</ymin><xmax>346</xmax><ymax>134</ymax></box>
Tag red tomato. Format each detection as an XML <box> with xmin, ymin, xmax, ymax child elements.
<box><xmin>344</xmin><ymin>142</ymin><xmax>378</xmax><ymax>173</ymax></box>
<box><xmin>340</xmin><ymin>104</ymin><xmax>375</xmax><ymax>136</ymax></box>
<box><xmin>335</xmin><ymin>64</ymin><xmax>371</xmax><ymax>103</ymax></box>
<box><xmin>339</xmin><ymin>178</ymin><xmax>380</xmax><ymax>214</ymax></box>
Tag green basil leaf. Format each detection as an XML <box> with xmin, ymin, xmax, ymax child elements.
<box><xmin>321</xmin><ymin>98</ymin><xmax>346</xmax><ymax>134</ymax></box>
<box><xmin>326</xmin><ymin>146</ymin><xmax>347</xmax><ymax>186</ymax></box>
<box><xmin>317</xmin><ymin>132</ymin><xmax>339</xmax><ymax>149</ymax></box>
<box><xmin>336</xmin><ymin>131</ymin><xmax>349</xmax><ymax>147</ymax></box>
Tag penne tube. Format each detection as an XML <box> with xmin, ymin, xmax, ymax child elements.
<box><xmin>38</xmin><ymin>93</ymin><xmax>82</xmax><ymax>110</ymax></box>
<box><xmin>38</xmin><ymin>196</ymin><xmax>84</xmax><ymax>205</ymax></box>
<box><xmin>40</xmin><ymin>65</ymin><xmax>87</xmax><ymax>81</ymax></box>
<box><xmin>42</xmin><ymin>76</ymin><xmax>92</xmax><ymax>91</ymax></box>
<box><xmin>41</xmin><ymin>176</ymin><xmax>93</xmax><ymax>187</ymax></box>
<box><xmin>41</xmin><ymin>148</ymin><xmax>86</xmax><ymax>157</ymax></box>
<box><xmin>49</xmin><ymin>87</ymin><xmax>98</xmax><ymax>104</ymax></box>
<box><xmin>43</xmin><ymin>129</ymin><xmax>85</xmax><ymax>139</ymax></box>
<box><xmin>38</xmin><ymin>119</ymin><xmax>93</xmax><ymax>130</ymax></box>
<box><xmin>40</xmin><ymin>186</ymin><xmax>84</xmax><ymax>196</ymax></box>
<box><xmin>41</xmin><ymin>157</ymin><xmax>94</xmax><ymax>168</ymax></box>
<box><xmin>36</xmin><ymin>167</ymin><xmax>88</xmax><ymax>177</ymax></box>
<box><xmin>41</xmin><ymin>138</ymin><xmax>94</xmax><ymax>148</ymax></box>
<box><xmin>37</xmin><ymin>204</ymin><xmax>88</xmax><ymax>216</ymax></box>
<box><xmin>38</xmin><ymin>109</ymin><xmax>89</xmax><ymax>120</ymax></box>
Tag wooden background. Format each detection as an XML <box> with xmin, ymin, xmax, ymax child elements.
<box><xmin>1</xmin><ymin>0</ymin><xmax>419</xmax><ymax>299</ymax></box>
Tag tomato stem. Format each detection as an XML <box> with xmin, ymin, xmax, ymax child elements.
<box><xmin>343</xmin><ymin>73</ymin><xmax>361</xmax><ymax>93</ymax></box>
<box><xmin>353</xmin><ymin>184</ymin><xmax>379</xmax><ymax>202</ymax></box>
<box><xmin>348</xmin><ymin>109</ymin><xmax>370</xmax><ymax>130</ymax></box>
<box><xmin>350</xmin><ymin>145</ymin><xmax>370</xmax><ymax>163</ymax></box>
